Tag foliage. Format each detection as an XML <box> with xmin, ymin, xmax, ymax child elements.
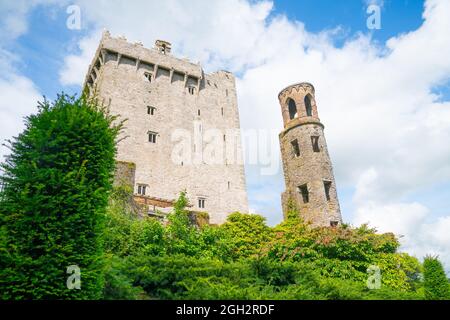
<box><xmin>100</xmin><ymin>189</ymin><xmax>429</xmax><ymax>300</ymax></box>
<box><xmin>117</xmin><ymin>253</ymin><xmax>422</xmax><ymax>300</ymax></box>
<box><xmin>423</xmin><ymin>255</ymin><xmax>450</xmax><ymax>300</ymax></box>
<box><xmin>372</xmin><ymin>253</ymin><xmax>422</xmax><ymax>292</ymax></box>
<box><xmin>103</xmin><ymin>187</ymin><xmax>165</xmax><ymax>257</ymax></box>
<box><xmin>103</xmin><ymin>255</ymin><xmax>147</xmax><ymax>300</ymax></box>
<box><xmin>0</xmin><ymin>94</ymin><xmax>121</xmax><ymax>299</ymax></box>
<box><xmin>165</xmin><ymin>191</ymin><xmax>202</xmax><ymax>256</ymax></box>
<box><xmin>218</xmin><ymin>212</ymin><xmax>272</xmax><ymax>259</ymax></box>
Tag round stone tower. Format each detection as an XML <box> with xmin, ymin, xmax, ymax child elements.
<box><xmin>278</xmin><ymin>82</ymin><xmax>342</xmax><ymax>227</ymax></box>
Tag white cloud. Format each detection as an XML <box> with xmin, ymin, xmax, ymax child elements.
<box><xmin>0</xmin><ymin>0</ymin><xmax>33</xmax><ymax>41</ymax></box>
<box><xmin>0</xmin><ymin>0</ymin><xmax>48</xmax><ymax>162</ymax></box>
<box><xmin>59</xmin><ymin>31</ymin><xmax>101</xmax><ymax>86</ymax></box>
<box><xmin>58</xmin><ymin>0</ymin><xmax>276</xmax><ymax>86</ymax></box>
<box><xmin>353</xmin><ymin>201</ymin><xmax>429</xmax><ymax>237</ymax></box>
<box><xmin>0</xmin><ymin>0</ymin><xmax>62</xmax><ymax>42</ymax></box>
<box><xmin>0</xmin><ymin>53</ymin><xmax>41</xmax><ymax>162</ymax></box>
<box><xmin>354</xmin><ymin>202</ymin><xmax>450</xmax><ymax>272</ymax></box>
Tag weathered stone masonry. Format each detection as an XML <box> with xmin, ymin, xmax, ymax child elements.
<box><xmin>83</xmin><ymin>31</ymin><xmax>248</xmax><ymax>224</ymax></box>
<box><xmin>278</xmin><ymin>82</ymin><xmax>342</xmax><ymax>227</ymax></box>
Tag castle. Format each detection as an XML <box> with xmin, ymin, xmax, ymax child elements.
<box><xmin>278</xmin><ymin>83</ymin><xmax>342</xmax><ymax>227</ymax></box>
<box><xmin>83</xmin><ymin>32</ymin><xmax>248</xmax><ymax>224</ymax></box>
<box><xmin>83</xmin><ymin>32</ymin><xmax>342</xmax><ymax>227</ymax></box>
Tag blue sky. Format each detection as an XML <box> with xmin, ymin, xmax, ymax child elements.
<box><xmin>1</xmin><ymin>0</ymin><xmax>450</xmax><ymax>270</ymax></box>
<box><xmin>273</xmin><ymin>0</ymin><xmax>424</xmax><ymax>41</ymax></box>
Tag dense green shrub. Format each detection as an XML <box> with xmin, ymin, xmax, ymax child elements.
<box><xmin>0</xmin><ymin>95</ymin><xmax>121</xmax><ymax>299</ymax></box>
<box><xmin>260</xmin><ymin>216</ymin><xmax>421</xmax><ymax>291</ymax></box>
<box><xmin>118</xmin><ymin>252</ymin><xmax>422</xmax><ymax>300</ymax></box>
<box><xmin>104</xmin><ymin>186</ymin><xmax>166</xmax><ymax>257</ymax></box>
<box><xmin>103</xmin><ymin>255</ymin><xmax>146</xmax><ymax>300</ymax></box>
<box><xmin>423</xmin><ymin>256</ymin><xmax>450</xmax><ymax>300</ymax></box>
<box><xmin>218</xmin><ymin>212</ymin><xmax>272</xmax><ymax>259</ymax></box>
<box><xmin>165</xmin><ymin>191</ymin><xmax>204</xmax><ymax>256</ymax></box>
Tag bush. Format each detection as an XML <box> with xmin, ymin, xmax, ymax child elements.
<box><xmin>218</xmin><ymin>212</ymin><xmax>272</xmax><ymax>259</ymax></box>
<box><xmin>104</xmin><ymin>188</ymin><xmax>166</xmax><ymax>257</ymax></box>
<box><xmin>103</xmin><ymin>255</ymin><xmax>146</xmax><ymax>300</ymax></box>
<box><xmin>0</xmin><ymin>94</ymin><xmax>121</xmax><ymax>299</ymax></box>
<box><xmin>423</xmin><ymin>256</ymin><xmax>450</xmax><ymax>300</ymax></box>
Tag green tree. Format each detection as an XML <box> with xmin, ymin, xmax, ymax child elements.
<box><xmin>103</xmin><ymin>184</ymin><xmax>166</xmax><ymax>257</ymax></box>
<box><xmin>423</xmin><ymin>255</ymin><xmax>450</xmax><ymax>300</ymax></box>
<box><xmin>165</xmin><ymin>191</ymin><xmax>202</xmax><ymax>255</ymax></box>
<box><xmin>0</xmin><ymin>94</ymin><xmax>121</xmax><ymax>299</ymax></box>
<box><xmin>219</xmin><ymin>212</ymin><xmax>272</xmax><ymax>259</ymax></box>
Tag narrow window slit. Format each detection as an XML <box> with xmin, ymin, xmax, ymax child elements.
<box><xmin>298</xmin><ymin>184</ymin><xmax>309</xmax><ymax>203</ymax></box>
<box><xmin>311</xmin><ymin>136</ymin><xmax>320</xmax><ymax>152</ymax></box>
<box><xmin>291</xmin><ymin>139</ymin><xmax>300</xmax><ymax>157</ymax></box>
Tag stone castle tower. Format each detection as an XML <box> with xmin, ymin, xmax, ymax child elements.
<box><xmin>83</xmin><ymin>31</ymin><xmax>248</xmax><ymax>224</ymax></box>
<box><xmin>278</xmin><ymin>82</ymin><xmax>342</xmax><ymax>227</ymax></box>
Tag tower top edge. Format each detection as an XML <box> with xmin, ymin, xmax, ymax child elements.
<box><xmin>278</xmin><ymin>82</ymin><xmax>315</xmax><ymax>100</ymax></box>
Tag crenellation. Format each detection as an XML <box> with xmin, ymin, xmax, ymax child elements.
<box><xmin>101</xmin><ymin>34</ymin><xmax>202</xmax><ymax>78</ymax></box>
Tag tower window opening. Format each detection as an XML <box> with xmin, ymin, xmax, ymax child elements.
<box><xmin>198</xmin><ymin>109</ymin><xmax>201</xmax><ymax>116</ymax></box>
<box><xmin>198</xmin><ymin>198</ymin><xmax>206</xmax><ymax>209</ymax></box>
<box><xmin>228</xmin><ymin>181</ymin><xmax>231</xmax><ymax>190</ymax></box>
<box><xmin>298</xmin><ymin>184</ymin><xmax>309</xmax><ymax>203</ymax></box>
<box><xmin>221</xmin><ymin>107</ymin><xmax>224</xmax><ymax>116</ymax></box>
<box><xmin>147</xmin><ymin>106</ymin><xmax>156</xmax><ymax>115</ymax></box>
<box><xmin>324</xmin><ymin>181</ymin><xmax>332</xmax><ymax>201</ymax></box>
<box><xmin>330</xmin><ymin>221</ymin><xmax>339</xmax><ymax>227</ymax></box>
<box><xmin>311</xmin><ymin>136</ymin><xmax>320</xmax><ymax>152</ymax></box>
<box><xmin>291</xmin><ymin>139</ymin><xmax>300</xmax><ymax>157</ymax></box>
<box><xmin>288</xmin><ymin>98</ymin><xmax>297</xmax><ymax>120</ymax></box>
<box><xmin>137</xmin><ymin>184</ymin><xmax>147</xmax><ymax>196</ymax></box>
<box><xmin>148</xmin><ymin>131</ymin><xmax>157</xmax><ymax>143</ymax></box>
<box><xmin>305</xmin><ymin>94</ymin><xmax>313</xmax><ymax>116</ymax></box>
<box><xmin>144</xmin><ymin>72</ymin><xmax>152</xmax><ymax>83</ymax></box>
<box><xmin>188</xmin><ymin>86</ymin><xmax>195</xmax><ymax>95</ymax></box>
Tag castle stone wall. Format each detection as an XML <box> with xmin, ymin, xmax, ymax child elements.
<box><xmin>84</xmin><ymin>32</ymin><xmax>248</xmax><ymax>224</ymax></box>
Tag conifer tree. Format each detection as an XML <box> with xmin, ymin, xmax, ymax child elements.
<box><xmin>0</xmin><ymin>94</ymin><xmax>121</xmax><ymax>299</ymax></box>
<box><xmin>423</xmin><ymin>255</ymin><xmax>450</xmax><ymax>300</ymax></box>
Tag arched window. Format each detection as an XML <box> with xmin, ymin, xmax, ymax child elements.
<box><xmin>304</xmin><ymin>94</ymin><xmax>313</xmax><ymax>116</ymax></box>
<box><xmin>288</xmin><ymin>99</ymin><xmax>297</xmax><ymax>120</ymax></box>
